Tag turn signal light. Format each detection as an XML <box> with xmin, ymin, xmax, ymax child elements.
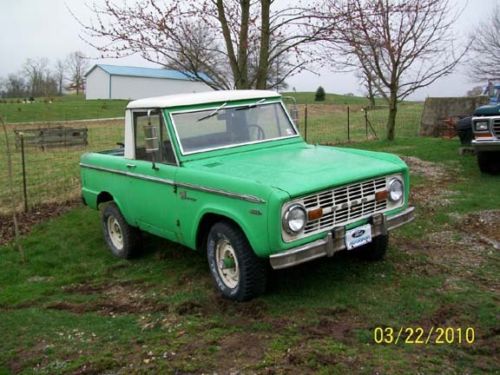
<box><xmin>307</xmin><ymin>208</ymin><xmax>323</xmax><ymax>221</ymax></box>
<box><xmin>375</xmin><ymin>190</ymin><xmax>388</xmax><ymax>202</ymax></box>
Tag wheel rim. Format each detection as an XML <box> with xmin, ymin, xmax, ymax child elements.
<box><xmin>107</xmin><ymin>216</ymin><xmax>124</xmax><ymax>250</ymax></box>
<box><xmin>215</xmin><ymin>237</ymin><xmax>239</xmax><ymax>289</ymax></box>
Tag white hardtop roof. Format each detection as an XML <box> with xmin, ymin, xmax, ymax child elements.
<box><xmin>127</xmin><ymin>90</ymin><xmax>281</xmax><ymax>109</ymax></box>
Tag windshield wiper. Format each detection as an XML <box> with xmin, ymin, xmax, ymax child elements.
<box><xmin>235</xmin><ymin>98</ymin><xmax>266</xmax><ymax>111</ymax></box>
<box><xmin>197</xmin><ymin>102</ymin><xmax>227</xmax><ymax>122</ymax></box>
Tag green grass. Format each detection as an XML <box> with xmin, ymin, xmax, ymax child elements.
<box><xmin>283</xmin><ymin>91</ymin><xmax>391</xmax><ymax>106</ymax></box>
<box><xmin>0</xmin><ymin>95</ymin><xmax>127</xmax><ymax>123</ymax></box>
<box><xmin>1</xmin><ymin>136</ymin><xmax>499</xmax><ymax>373</ymax></box>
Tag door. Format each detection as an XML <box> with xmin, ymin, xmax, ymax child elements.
<box><xmin>126</xmin><ymin>110</ymin><xmax>179</xmax><ymax>241</ymax></box>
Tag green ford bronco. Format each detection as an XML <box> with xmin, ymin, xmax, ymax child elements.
<box><xmin>80</xmin><ymin>90</ymin><xmax>415</xmax><ymax>301</ymax></box>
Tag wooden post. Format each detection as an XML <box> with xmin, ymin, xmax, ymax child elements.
<box><xmin>304</xmin><ymin>105</ymin><xmax>308</xmax><ymax>142</ymax></box>
<box><xmin>20</xmin><ymin>134</ymin><xmax>28</xmax><ymax>212</ymax></box>
<box><xmin>347</xmin><ymin>106</ymin><xmax>350</xmax><ymax>142</ymax></box>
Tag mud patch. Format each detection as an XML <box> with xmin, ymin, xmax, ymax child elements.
<box><xmin>0</xmin><ymin>200</ymin><xmax>81</xmax><ymax>245</ymax></box>
<box><xmin>215</xmin><ymin>332</ymin><xmax>268</xmax><ymax>370</ymax></box>
<box><xmin>458</xmin><ymin>210</ymin><xmax>500</xmax><ymax>246</ymax></box>
<box><xmin>50</xmin><ymin>281</ymin><xmax>168</xmax><ymax>315</ymax></box>
<box><xmin>301</xmin><ymin>318</ymin><xmax>359</xmax><ymax>343</ymax></box>
<box><xmin>174</xmin><ymin>294</ymin><xmax>268</xmax><ymax>320</ymax></box>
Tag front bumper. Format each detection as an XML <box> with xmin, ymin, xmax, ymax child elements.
<box><xmin>269</xmin><ymin>206</ymin><xmax>415</xmax><ymax>270</ymax></box>
<box><xmin>472</xmin><ymin>139</ymin><xmax>500</xmax><ymax>152</ymax></box>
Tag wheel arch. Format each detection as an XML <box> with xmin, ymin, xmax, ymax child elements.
<box><xmin>97</xmin><ymin>191</ymin><xmax>113</xmax><ymax>207</ymax></box>
<box><xmin>195</xmin><ymin>212</ymin><xmax>245</xmax><ymax>253</ymax></box>
<box><xmin>95</xmin><ymin>191</ymin><xmax>128</xmax><ymax>219</ymax></box>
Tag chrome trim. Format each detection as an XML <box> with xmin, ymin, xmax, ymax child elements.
<box><xmin>282</xmin><ymin>204</ymin><xmax>307</xmax><ymax>234</ymax></box>
<box><xmin>270</xmin><ymin>207</ymin><xmax>415</xmax><ymax>270</ymax></box>
<box><xmin>281</xmin><ymin>174</ymin><xmax>405</xmax><ymax>243</ymax></box>
<box><xmin>168</xmin><ymin>101</ymin><xmax>301</xmax><ymax>156</ymax></box>
<box><xmin>161</xmin><ymin>110</ymin><xmax>181</xmax><ymax>166</ymax></box>
<box><xmin>175</xmin><ymin>182</ymin><xmax>265</xmax><ymax>204</ymax></box>
<box><xmin>80</xmin><ymin>163</ymin><xmax>174</xmax><ymax>185</ymax></box>
<box><xmin>386</xmin><ymin>206</ymin><xmax>415</xmax><ymax>230</ymax></box>
<box><xmin>471</xmin><ymin>139</ymin><xmax>500</xmax><ymax>151</ymax></box>
<box><xmin>79</xmin><ymin>163</ymin><xmax>265</xmax><ymax>204</ymax></box>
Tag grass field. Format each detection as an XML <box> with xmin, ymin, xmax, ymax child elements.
<box><xmin>283</xmin><ymin>91</ymin><xmax>392</xmax><ymax>106</ymax></box>
<box><xmin>0</xmin><ymin>92</ymin><xmax>400</xmax><ymax>124</ymax></box>
<box><xmin>0</xmin><ymin>95</ymin><xmax>127</xmax><ymax>123</ymax></box>
<box><xmin>1</xmin><ymin>136</ymin><xmax>498</xmax><ymax>374</ymax></box>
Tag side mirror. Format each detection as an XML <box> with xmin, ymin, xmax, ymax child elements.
<box><xmin>143</xmin><ymin>124</ymin><xmax>159</xmax><ymax>154</ymax></box>
<box><xmin>143</xmin><ymin>110</ymin><xmax>160</xmax><ymax>170</ymax></box>
<box><xmin>143</xmin><ymin>110</ymin><xmax>159</xmax><ymax>154</ymax></box>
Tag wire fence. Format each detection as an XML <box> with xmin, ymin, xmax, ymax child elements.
<box><xmin>291</xmin><ymin>103</ymin><xmax>423</xmax><ymax>144</ymax></box>
<box><xmin>0</xmin><ymin>119</ymin><xmax>122</xmax><ymax>216</ymax></box>
<box><xmin>0</xmin><ymin>104</ymin><xmax>423</xmax><ymax>217</ymax></box>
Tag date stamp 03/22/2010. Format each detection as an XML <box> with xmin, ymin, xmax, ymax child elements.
<box><xmin>373</xmin><ymin>327</ymin><xmax>476</xmax><ymax>345</ymax></box>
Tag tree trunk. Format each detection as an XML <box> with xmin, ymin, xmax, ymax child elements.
<box><xmin>386</xmin><ymin>91</ymin><xmax>398</xmax><ymax>141</ymax></box>
<box><xmin>236</xmin><ymin>0</ymin><xmax>250</xmax><ymax>89</ymax></box>
<box><xmin>255</xmin><ymin>0</ymin><xmax>271</xmax><ymax>89</ymax></box>
<box><xmin>366</xmin><ymin>77</ymin><xmax>376</xmax><ymax>107</ymax></box>
<box><xmin>216</xmin><ymin>0</ymin><xmax>240</xmax><ymax>88</ymax></box>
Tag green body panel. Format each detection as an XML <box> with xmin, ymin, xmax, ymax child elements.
<box><xmin>80</xmin><ymin>96</ymin><xmax>410</xmax><ymax>258</ymax></box>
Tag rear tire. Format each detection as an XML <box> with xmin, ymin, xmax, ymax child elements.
<box><xmin>101</xmin><ymin>202</ymin><xmax>139</xmax><ymax>259</ymax></box>
<box><xmin>206</xmin><ymin>222</ymin><xmax>267</xmax><ymax>301</ymax></box>
<box><xmin>356</xmin><ymin>234</ymin><xmax>388</xmax><ymax>261</ymax></box>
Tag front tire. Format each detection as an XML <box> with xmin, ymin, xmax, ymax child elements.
<box><xmin>206</xmin><ymin>222</ymin><xmax>267</xmax><ymax>301</ymax></box>
<box><xmin>101</xmin><ymin>202</ymin><xmax>139</xmax><ymax>259</ymax></box>
<box><xmin>477</xmin><ymin>151</ymin><xmax>500</xmax><ymax>174</ymax></box>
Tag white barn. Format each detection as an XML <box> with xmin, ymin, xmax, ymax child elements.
<box><xmin>85</xmin><ymin>64</ymin><xmax>213</xmax><ymax>100</ymax></box>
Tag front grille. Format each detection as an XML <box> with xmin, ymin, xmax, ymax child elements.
<box><xmin>301</xmin><ymin>177</ymin><xmax>387</xmax><ymax>235</ymax></box>
<box><xmin>493</xmin><ymin>119</ymin><xmax>500</xmax><ymax>138</ymax></box>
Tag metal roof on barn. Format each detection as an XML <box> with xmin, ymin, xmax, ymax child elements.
<box><xmin>86</xmin><ymin>64</ymin><xmax>211</xmax><ymax>82</ymax></box>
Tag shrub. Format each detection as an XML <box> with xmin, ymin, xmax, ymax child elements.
<box><xmin>315</xmin><ymin>86</ymin><xmax>325</xmax><ymax>101</ymax></box>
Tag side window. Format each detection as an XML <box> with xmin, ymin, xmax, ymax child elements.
<box><xmin>134</xmin><ymin>111</ymin><xmax>176</xmax><ymax>165</ymax></box>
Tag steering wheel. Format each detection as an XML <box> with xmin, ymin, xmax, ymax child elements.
<box><xmin>248</xmin><ymin>124</ymin><xmax>265</xmax><ymax>140</ymax></box>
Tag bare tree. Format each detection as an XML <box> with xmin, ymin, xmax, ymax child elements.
<box><xmin>322</xmin><ymin>0</ymin><xmax>468</xmax><ymax>140</ymax></box>
<box><xmin>468</xmin><ymin>6</ymin><xmax>500</xmax><ymax>80</ymax></box>
<box><xmin>54</xmin><ymin>59</ymin><xmax>66</xmax><ymax>96</ymax></box>
<box><xmin>72</xmin><ymin>0</ymin><xmax>324</xmax><ymax>90</ymax></box>
<box><xmin>66</xmin><ymin>51</ymin><xmax>89</xmax><ymax>95</ymax></box>
<box><xmin>23</xmin><ymin>58</ymin><xmax>57</xmax><ymax>97</ymax></box>
<box><xmin>3</xmin><ymin>74</ymin><xmax>27</xmax><ymax>98</ymax></box>
<box><xmin>466</xmin><ymin>86</ymin><xmax>484</xmax><ymax>97</ymax></box>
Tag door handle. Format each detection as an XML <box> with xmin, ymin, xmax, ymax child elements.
<box><xmin>126</xmin><ymin>163</ymin><xmax>136</xmax><ymax>168</ymax></box>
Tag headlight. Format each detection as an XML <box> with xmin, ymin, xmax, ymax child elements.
<box><xmin>474</xmin><ymin>121</ymin><xmax>489</xmax><ymax>131</ymax></box>
<box><xmin>388</xmin><ymin>178</ymin><xmax>403</xmax><ymax>202</ymax></box>
<box><xmin>283</xmin><ymin>204</ymin><xmax>306</xmax><ymax>234</ymax></box>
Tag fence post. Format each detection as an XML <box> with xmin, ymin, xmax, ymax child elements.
<box><xmin>304</xmin><ymin>105</ymin><xmax>308</xmax><ymax>142</ymax></box>
<box><xmin>347</xmin><ymin>106</ymin><xmax>350</xmax><ymax>142</ymax></box>
<box><xmin>364</xmin><ymin>108</ymin><xmax>368</xmax><ymax>138</ymax></box>
<box><xmin>20</xmin><ymin>133</ymin><xmax>28</xmax><ymax>213</ymax></box>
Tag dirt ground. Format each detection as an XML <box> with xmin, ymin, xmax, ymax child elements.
<box><xmin>0</xmin><ymin>199</ymin><xmax>81</xmax><ymax>245</ymax></box>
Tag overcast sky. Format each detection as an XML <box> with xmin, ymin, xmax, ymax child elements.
<box><xmin>0</xmin><ymin>0</ymin><xmax>498</xmax><ymax>99</ymax></box>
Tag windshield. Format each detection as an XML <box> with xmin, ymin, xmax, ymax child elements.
<box><xmin>171</xmin><ymin>102</ymin><xmax>298</xmax><ymax>154</ymax></box>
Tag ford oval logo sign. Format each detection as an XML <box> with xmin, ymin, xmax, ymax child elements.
<box><xmin>352</xmin><ymin>229</ymin><xmax>366</xmax><ymax>238</ymax></box>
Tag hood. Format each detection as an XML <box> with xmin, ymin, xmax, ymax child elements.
<box><xmin>185</xmin><ymin>143</ymin><xmax>407</xmax><ymax>198</ymax></box>
<box><xmin>474</xmin><ymin>104</ymin><xmax>500</xmax><ymax>116</ymax></box>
